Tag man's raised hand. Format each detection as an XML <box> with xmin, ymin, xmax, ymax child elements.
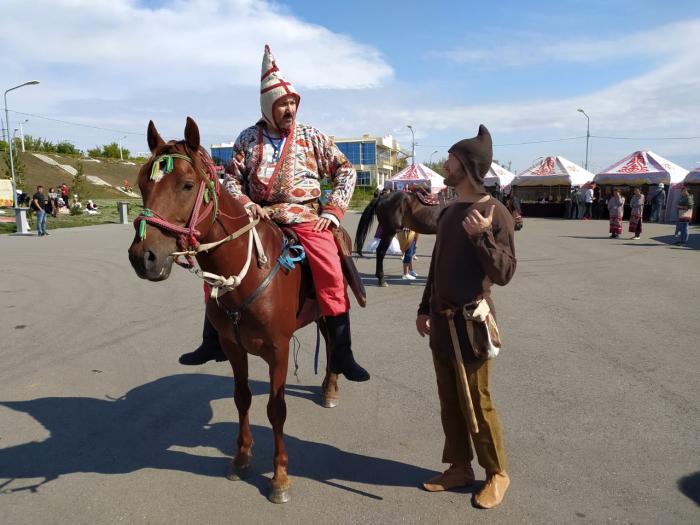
<box><xmin>463</xmin><ymin>204</ymin><xmax>495</xmax><ymax>236</ymax></box>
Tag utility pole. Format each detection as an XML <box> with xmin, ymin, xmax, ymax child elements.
<box><xmin>407</xmin><ymin>125</ymin><xmax>415</xmax><ymax>166</ymax></box>
<box><xmin>577</xmin><ymin>108</ymin><xmax>590</xmax><ymax>170</ymax></box>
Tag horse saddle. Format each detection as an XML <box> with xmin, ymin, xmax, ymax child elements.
<box><xmin>411</xmin><ymin>188</ymin><xmax>441</xmax><ymax>206</ymax></box>
<box><xmin>279</xmin><ymin>225</ymin><xmax>367</xmax><ymax>308</ymax></box>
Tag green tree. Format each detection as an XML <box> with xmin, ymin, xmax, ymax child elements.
<box><xmin>87</xmin><ymin>146</ymin><xmax>102</xmax><ymax>158</ymax></box>
<box><xmin>71</xmin><ymin>162</ymin><xmax>89</xmax><ymax>201</ymax></box>
<box><xmin>102</xmin><ymin>142</ymin><xmax>129</xmax><ymax>159</ymax></box>
<box><xmin>56</xmin><ymin>141</ymin><xmax>80</xmax><ymax>155</ymax></box>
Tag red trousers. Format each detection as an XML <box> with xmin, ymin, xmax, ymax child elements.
<box><xmin>292</xmin><ymin>222</ymin><xmax>349</xmax><ymax>316</ymax></box>
<box><xmin>203</xmin><ymin>223</ymin><xmax>348</xmax><ymax>316</ymax></box>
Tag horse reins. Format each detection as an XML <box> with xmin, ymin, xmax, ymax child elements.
<box><xmin>134</xmin><ymin>150</ymin><xmax>268</xmax><ymax>293</ymax></box>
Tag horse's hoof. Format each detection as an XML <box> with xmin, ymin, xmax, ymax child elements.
<box><xmin>226</xmin><ymin>461</ymin><xmax>252</xmax><ymax>481</ymax></box>
<box><xmin>322</xmin><ymin>397</ymin><xmax>338</xmax><ymax>408</ymax></box>
<box><xmin>378</xmin><ymin>279</ymin><xmax>388</xmax><ymax>287</ymax></box>
<box><xmin>268</xmin><ymin>485</ymin><xmax>291</xmax><ymax>504</ymax></box>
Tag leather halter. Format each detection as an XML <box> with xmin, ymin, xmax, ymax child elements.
<box><xmin>134</xmin><ymin>150</ymin><xmax>221</xmax><ymax>268</ymax></box>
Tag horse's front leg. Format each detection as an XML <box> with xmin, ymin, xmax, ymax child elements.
<box><xmin>267</xmin><ymin>337</ymin><xmax>291</xmax><ymax>504</ymax></box>
<box><xmin>375</xmin><ymin>235</ymin><xmax>392</xmax><ymax>287</ymax></box>
<box><xmin>226</xmin><ymin>346</ymin><xmax>254</xmax><ymax>481</ymax></box>
<box><xmin>318</xmin><ymin>318</ymin><xmax>339</xmax><ymax>408</ymax></box>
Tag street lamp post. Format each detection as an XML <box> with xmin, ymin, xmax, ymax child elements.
<box><xmin>19</xmin><ymin>119</ymin><xmax>28</xmax><ymax>152</ymax></box>
<box><xmin>406</xmin><ymin>125</ymin><xmax>415</xmax><ymax>165</ymax></box>
<box><xmin>577</xmin><ymin>108</ymin><xmax>590</xmax><ymax>170</ymax></box>
<box><xmin>4</xmin><ymin>80</ymin><xmax>40</xmax><ymax>208</ymax></box>
<box><xmin>429</xmin><ymin>150</ymin><xmax>438</xmax><ymax>165</ymax></box>
<box><xmin>118</xmin><ymin>135</ymin><xmax>127</xmax><ymax>161</ymax></box>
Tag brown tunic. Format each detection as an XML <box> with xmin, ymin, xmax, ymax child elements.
<box><xmin>418</xmin><ymin>197</ymin><xmax>517</xmax><ymax>362</ymax></box>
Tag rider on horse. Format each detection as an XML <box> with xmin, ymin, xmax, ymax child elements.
<box><xmin>179</xmin><ymin>45</ymin><xmax>369</xmax><ymax>382</ymax></box>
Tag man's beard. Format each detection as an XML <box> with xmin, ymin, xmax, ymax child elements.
<box><xmin>444</xmin><ymin>170</ymin><xmax>467</xmax><ymax>188</ymax></box>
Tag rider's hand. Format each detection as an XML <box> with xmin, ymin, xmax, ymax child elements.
<box><xmin>416</xmin><ymin>314</ymin><xmax>431</xmax><ymax>337</ymax></box>
<box><xmin>246</xmin><ymin>203</ymin><xmax>270</xmax><ymax>221</ymax></box>
<box><xmin>313</xmin><ymin>217</ymin><xmax>332</xmax><ymax>231</ymax></box>
<box><xmin>231</xmin><ymin>155</ymin><xmax>245</xmax><ymax>176</ymax></box>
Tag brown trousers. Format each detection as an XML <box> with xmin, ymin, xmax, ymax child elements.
<box><xmin>431</xmin><ymin>346</ymin><xmax>507</xmax><ymax>474</ymax></box>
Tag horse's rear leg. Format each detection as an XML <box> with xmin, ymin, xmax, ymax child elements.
<box><xmin>267</xmin><ymin>340</ymin><xmax>291</xmax><ymax>504</ymax></box>
<box><xmin>376</xmin><ymin>235</ymin><xmax>392</xmax><ymax>287</ymax></box>
<box><xmin>226</xmin><ymin>348</ymin><xmax>254</xmax><ymax>481</ymax></box>
<box><xmin>319</xmin><ymin>318</ymin><xmax>339</xmax><ymax>408</ymax></box>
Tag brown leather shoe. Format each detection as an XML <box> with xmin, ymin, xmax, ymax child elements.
<box><xmin>422</xmin><ymin>464</ymin><xmax>475</xmax><ymax>492</ymax></box>
<box><xmin>473</xmin><ymin>471</ymin><xmax>510</xmax><ymax>509</ymax></box>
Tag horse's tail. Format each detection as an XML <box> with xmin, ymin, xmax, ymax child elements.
<box><xmin>354</xmin><ymin>194</ymin><xmax>381</xmax><ymax>256</ymax></box>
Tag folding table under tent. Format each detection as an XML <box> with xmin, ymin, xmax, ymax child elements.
<box><xmin>383</xmin><ymin>163</ymin><xmax>446</xmax><ymax>194</ymax></box>
<box><xmin>511</xmin><ymin>156</ymin><xmax>594</xmax><ymax>217</ymax></box>
<box><xmin>594</xmin><ymin>151</ymin><xmax>688</xmax><ymax>222</ymax></box>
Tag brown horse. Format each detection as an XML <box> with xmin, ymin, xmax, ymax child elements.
<box><xmin>354</xmin><ymin>190</ymin><xmax>445</xmax><ymax>286</ymax></box>
<box><xmin>127</xmin><ymin>117</ymin><xmax>347</xmax><ymax>504</ymax></box>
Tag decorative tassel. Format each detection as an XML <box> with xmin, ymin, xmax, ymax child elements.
<box><xmin>139</xmin><ymin>219</ymin><xmax>147</xmax><ymax>240</ymax></box>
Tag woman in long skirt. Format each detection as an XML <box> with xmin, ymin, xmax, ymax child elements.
<box><xmin>628</xmin><ymin>187</ymin><xmax>645</xmax><ymax>240</ymax></box>
<box><xmin>608</xmin><ymin>188</ymin><xmax>625</xmax><ymax>238</ymax></box>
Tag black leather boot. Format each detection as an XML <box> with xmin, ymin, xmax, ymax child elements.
<box><xmin>179</xmin><ymin>316</ymin><xmax>226</xmax><ymax>365</ymax></box>
<box><xmin>325</xmin><ymin>312</ymin><xmax>370</xmax><ymax>382</ymax></box>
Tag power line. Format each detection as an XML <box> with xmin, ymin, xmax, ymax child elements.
<box><xmin>4</xmin><ymin>108</ymin><xmax>145</xmax><ymax>136</ymax></box>
<box><xmin>590</xmin><ymin>134</ymin><xmax>700</xmax><ymax>141</ymax></box>
<box><xmin>420</xmin><ymin>136</ymin><xmax>586</xmax><ymax>148</ymax></box>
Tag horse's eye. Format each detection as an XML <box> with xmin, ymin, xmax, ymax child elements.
<box><xmin>183</xmin><ymin>182</ymin><xmax>195</xmax><ymax>191</ymax></box>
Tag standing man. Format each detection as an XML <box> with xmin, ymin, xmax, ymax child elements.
<box><xmin>582</xmin><ymin>183</ymin><xmax>595</xmax><ymax>220</ymax></box>
<box><xmin>569</xmin><ymin>186</ymin><xmax>581</xmax><ymax>219</ymax></box>
<box><xmin>416</xmin><ymin>125</ymin><xmax>516</xmax><ymax>509</ymax></box>
<box><xmin>31</xmin><ymin>185</ymin><xmax>49</xmax><ymax>236</ymax></box>
<box><xmin>651</xmin><ymin>183</ymin><xmax>666</xmax><ymax>223</ymax></box>
<box><xmin>179</xmin><ymin>45</ymin><xmax>369</xmax><ymax>382</ymax></box>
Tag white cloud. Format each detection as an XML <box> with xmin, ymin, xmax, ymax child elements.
<box><xmin>432</xmin><ymin>20</ymin><xmax>700</xmax><ymax>67</ymax></box>
<box><xmin>1</xmin><ymin>0</ymin><xmax>392</xmax><ymax>93</ymax></box>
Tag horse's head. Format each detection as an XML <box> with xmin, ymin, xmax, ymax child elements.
<box><xmin>128</xmin><ymin>117</ymin><xmax>218</xmax><ymax>281</ymax></box>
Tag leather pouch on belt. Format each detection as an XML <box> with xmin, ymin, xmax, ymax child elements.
<box><xmin>462</xmin><ymin>299</ymin><xmax>502</xmax><ymax>359</ymax></box>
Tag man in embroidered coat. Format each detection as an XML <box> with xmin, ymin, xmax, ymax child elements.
<box><xmin>179</xmin><ymin>45</ymin><xmax>369</xmax><ymax>382</ymax></box>
<box><xmin>416</xmin><ymin>125</ymin><xmax>516</xmax><ymax>509</ymax></box>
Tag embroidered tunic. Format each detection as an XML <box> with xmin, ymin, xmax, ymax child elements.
<box><xmin>225</xmin><ymin>122</ymin><xmax>356</xmax><ymax>225</ymax></box>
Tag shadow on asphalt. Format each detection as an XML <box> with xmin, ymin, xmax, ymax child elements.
<box><xmin>678</xmin><ymin>471</ymin><xmax>700</xmax><ymax>506</ymax></box>
<box><xmin>359</xmin><ymin>272</ymin><xmax>427</xmax><ymax>287</ymax></box>
<box><xmin>649</xmin><ymin>234</ymin><xmax>699</xmax><ymax>250</ymax></box>
<box><xmin>0</xmin><ymin>374</ymin><xmax>433</xmax><ymax>499</ymax></box>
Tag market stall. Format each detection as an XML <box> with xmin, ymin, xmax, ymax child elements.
<box><xmin>383</xmin><ymin>163</ymin><xmax>445</xmax><ymax>194</ymax></box>
<box><xmin>511</xmin><ymin>156</ymin><xmax>593</xmax><ymax>217</ymax></box>
<box><xmin>594</xmin><ymin>151</ymin><xmax>688</xmax><ymax>221</ymax></box>
<box><xmin>484</xmin><ymin>163</ymin><xmax>516</xmax><ymax>197</ymax></box>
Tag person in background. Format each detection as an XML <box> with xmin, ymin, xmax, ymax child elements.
<box><xmin>47</xmin><ymin>187</ymin><xmax>59</xmax><ymax>217</ymax></box>
<box><xmin>674</xmin><ymin>186</ymin><xmax>694</xmax><ymax>246</ymax></box>
<box><xmin>628</xmin><ymin>187</ymin><xmax>645</xmax><ymax>240</ymax></box>
<box><xmin>569</xmin><ymin>186</ymin><xmax>581</xmax><ymax>219</ymax></box>
<box><xmin>60</xmin><ymin>183</ymin><xmax>70</xmax><ymax>207</ymax></box>
<box><xmin>399</xmin><ymin>228</ymin><xmax>419</xmax><ymax>280</ymax></box>
<box><xmin>651</xmin><ymin>183</ymin><xmax>666</xmax><ymax>223</ymax></box>
<box><xmin>582</xmin><ymin>183</ymin><xmax>595</xmax><ymax>220</ymax></box>
<box><xmin>31</xmin><ymin>185</ymin><xmax>49</xmax><ymax>237</ymax></box>
<box><xmin>607</xmin><ymin>188</ymin><xmax>625</xmax><ymax>239</ymax></box>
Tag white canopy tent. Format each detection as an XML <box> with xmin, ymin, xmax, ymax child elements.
<box><xmin>594</xmin><ymin>151</ymin><xmax>688</xmax><ymax>221</ymax></box>
<box><xmin>383</xmin><ymin>163</ymin><xmax>445</xmax><ymax>194</ymax></box>
<box><xmin>513</xmin><ymin>156</ymin><xmax>593</xmax><ymax>187</ymax></box>
<box><xmin>484</xmin><ymin>163</ymin><xmax>516</xmax><ymax>193</ymax></box>
<box><xmin>683</xmin><ymin>167</ymin><xmax>700</xmax><ymax>184</ymax></box>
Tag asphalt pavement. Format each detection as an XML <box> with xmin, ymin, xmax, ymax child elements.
<box><xmin>1</xmin><ymin>214</ymin><xmax>698</xmax><ymax>524</ymax></box>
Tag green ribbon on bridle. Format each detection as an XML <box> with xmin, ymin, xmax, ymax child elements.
<box><xmin>138</xmin><ymin>208</ymin><xmax>154</xmax><ymax>240</ymax></box>
<box><xmin>150</xmin><ymin>153</ymin><xmax>193</xmax><ymax>181</ymax></box>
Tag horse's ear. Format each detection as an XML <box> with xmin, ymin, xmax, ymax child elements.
<box><xmin>184</xmin><ymin>117</ymin><xmax>200</xmax><ymax>152</ymax></box>
<box><xmin>147</xmin><ymin>121</ymin><xmax>165</xmax><ymax>153</ymax></box>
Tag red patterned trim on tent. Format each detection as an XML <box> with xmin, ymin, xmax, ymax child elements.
<box><xmin>531</xmin><ymin>157</ymin><xmax>556</xmax><ymax>176</ymax></box>
<box><xmin>619</xmin><ymin>152</ymin><xmax>648</xmax><ymax>173</ymax></box>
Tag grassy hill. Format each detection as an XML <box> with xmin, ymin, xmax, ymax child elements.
<box><xmin>15</xmin><ymin>152</ymin><xmax>143</xmax><ymax>199</ymax></box>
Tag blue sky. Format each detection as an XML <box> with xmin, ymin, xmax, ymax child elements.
<box><xmin>2</xmin><ymin>0</ymin><xmax>700</xmax><ymax>174</ymax></box>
